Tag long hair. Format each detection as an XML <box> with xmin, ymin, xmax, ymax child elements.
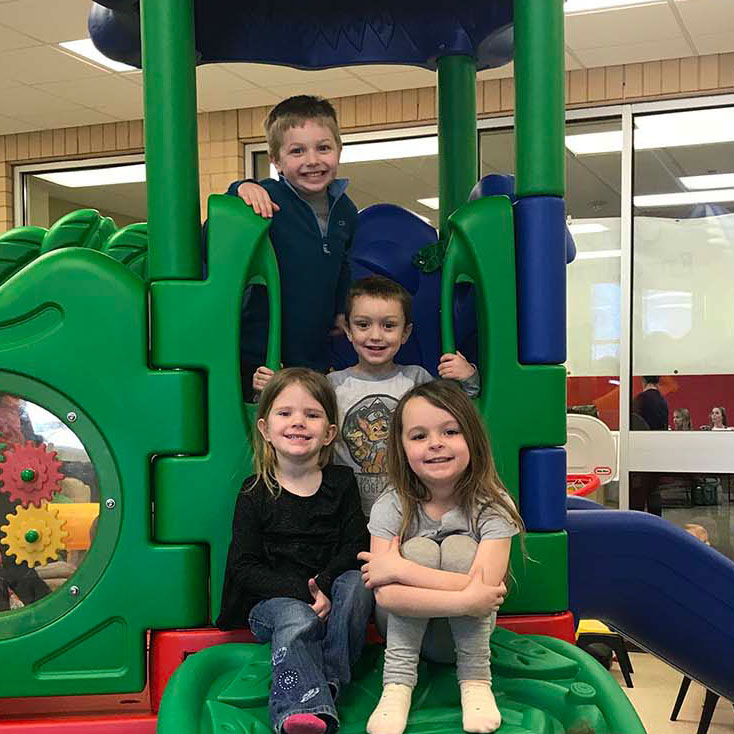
<box><xmin>386</xmin><ymin>381</ymin><xmax>524</xmax><ymax>544</ymax></box>
<box><xmin>251</xmin><ymin>367</ymin><xmax>338</xmax><ymax>496</ymax></box>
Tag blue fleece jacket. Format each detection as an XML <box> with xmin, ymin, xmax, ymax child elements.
<box><xmin>227</xmin><ymin>176</ymin><xmax>357</xmax><ymax>371</ymax></box>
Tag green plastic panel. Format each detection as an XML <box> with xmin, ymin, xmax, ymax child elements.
<box><xmin>514</xmin><ymin>0</ymin><xmax>565</xmax><ymax>198</ymax></box>
<box><xmin>151</xmin><ymin>194</ymin><xmax>281</xmax><ymax>621</ymax></box>
<box><xmin>0</xmin><ymin>246</ymin><xmax>207</xmax><ymax>696</ymax></box>
<box><xmin>157</xmin><ymin>629</ymin><xmax>646</xmax><ymax>734</ymax></box>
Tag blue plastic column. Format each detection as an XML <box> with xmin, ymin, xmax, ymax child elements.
<box><xmin>514</xmin><ymin>196</ymin><xmax>566</xmax><ymax>364</ymax></box>
<box><xmin>520</xmin><ymin>448</ymin><xmax>567</xmax><ymax>531</ymax></box>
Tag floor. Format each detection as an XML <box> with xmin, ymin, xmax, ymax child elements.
<box><xmin>609</xmin><ymin>652</ymin><xmax>734</xmax><ymax>733</ymax></box>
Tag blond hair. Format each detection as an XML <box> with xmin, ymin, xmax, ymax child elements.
<box><xmin>251</xmin><ymin>367</ymin><xmax>338</xmax><ymax>496</ymax></box>
<box><xmin>265</xmin><ymin>95</ymin><xmax>341</xmax><ymax>161</ymax></box>
<box><xmin>386</xmin><ymin>381</ymin><xmax>524</xmax><ymax>544</ymax></box>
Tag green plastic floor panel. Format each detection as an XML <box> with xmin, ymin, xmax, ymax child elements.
<box><xmin>157</xmin><ymin>628</ymin><xmax>645</xmax><ymax>734</ymax></box>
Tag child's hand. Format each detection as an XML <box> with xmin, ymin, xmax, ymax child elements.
<box><xmin>358</xmin><ymin>537</ymin><xmax>404</xmax><ymax>589</ymax></box>
<box><xmin>236</xmin><ymin>182</ymin><xmax>281</xmax><ymax>218</ymax></box>
<box><xmin>252</xmin><ymin>365</ymin><xmax>275</xmax><ymax>392</ymax></box>
<box><xmin>438</xmin><ymin>351</ymin><xmax>476</xmax><ymax>382</ymax></box>
<box><xmin>308</xmin><ymin>578</ymin><xmax>332</xmax><ymax>621</ymax></box>
<box><xmin>463</xmin><ymin>567</ymin><xmax>506</xmax><ymax>617</ymax></box>
<box><xmin>329</xmin><ymin>313</ymin><xmax>347</xmax><ymax>336</ymax></box>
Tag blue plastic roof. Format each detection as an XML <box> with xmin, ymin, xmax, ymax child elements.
<box><xmin>89</xmin><ymin>1</ymin><xmax>514</xmax><ymax>72</ymax></box>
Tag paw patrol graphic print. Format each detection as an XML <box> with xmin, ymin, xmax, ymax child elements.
<box><xmin>342</xmin><ymin>395</ymin><xmax>397</xmax><ymax>507</ymax></box>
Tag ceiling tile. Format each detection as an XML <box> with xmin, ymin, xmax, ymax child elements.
<box><xmin>674</xmin><ymin>0</ymin><xmax>734</xmax><ymax>36</ymax></box>
<box><xmin>196</xmin><ymin>65</ymin><xmax>257</xmax><ymax>90</ymax></box>
<box><xmin>0</xmin><ymin>0</ymin><xmax>90</xmax><ymax>43</ymax></box>
<box><xmin>197</xmin><ymin>87</ymin><xmax>282</xmax><ymax>113</ymax></box>
<box><xmin>693</xmin><ymin>32</ymin><xmax>734</xmax><ymax>55</ymax></box>
<box><xmin>0</xmin><ymin>22</ymin><xmax>42</xmax><ymax>51</ymax></box>
<box><xmin>267</xmin><ymin>77</ymin><xmax>378</xmax><ymax>99</ymax></box>
<box><xmin>36</xmin><ymin>75</ymin><xmax>143</xmax><ymax>109</ymax></box>
<box><xmin>1</xmin><ymin>84</ymin><xmax>82</xmax><ymax>115</ymax></box>
<box><xmin>0</xmin><ymin>114</ymin><xmax>36</xmax><ymax>135</ymax></box>
<box><xmin>362</xmin><ymin>70</ymin><xmax>436</xmax><ymax>92</ymax></box>
<box><xmin>347</xmin><ymin>64</ymin><xmax>425</xmax><ymax>77</ymax></box>
<box><xmin>14</xmin><ymin>108</ymin><xmax>118</xmax><ymax>129</ymax></box>
<box><xmin>566</xmin><ymin>4</ymin><xmax>682</xmax><ymax>50</ymax></box>
<box><xmin>224</xmin><ymin>63</ymin><xmax>353</xmax><ymax>86</ymax></box>
<box><xmin>0</xmin><ymin>46</ymin><xmax>109</xmax><ymax>86</ymax></box>
<box><xmin>575</xmin><ymin>38</ymin><xmax>692</xmax><ymax>67</ymax></box>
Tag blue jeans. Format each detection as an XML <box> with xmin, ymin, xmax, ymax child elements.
<box><xmin>248</xmin><ymin>570</ymin><xmax>373</xmax><ymax>733</ymax></box>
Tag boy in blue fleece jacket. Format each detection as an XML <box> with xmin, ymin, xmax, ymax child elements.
<box><xmin>227</xmin><ymin>96</ymin><xmax>357</xmax><ymax>397</ymax></box>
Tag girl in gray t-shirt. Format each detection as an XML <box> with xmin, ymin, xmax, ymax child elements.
<box><xmin>357</xmin><ymin>381</ymin><xmax>522</xmax><ymax>734</ymax></box>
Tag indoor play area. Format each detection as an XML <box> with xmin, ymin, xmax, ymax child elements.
<box><xmin>1</xmin><ymin>1</ymin><xmax>733</xmax><ymax>733</ymax></box>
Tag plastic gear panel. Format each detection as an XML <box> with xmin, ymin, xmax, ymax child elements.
<box><xmin>1</xmin><ymin>503</ymin><xmax>69</xmax><ymax>567</ymax></box>
<box><xmin>0</xmin><ymin>440</ymin><xmax>64</xmax><ymax>507</ymax></box>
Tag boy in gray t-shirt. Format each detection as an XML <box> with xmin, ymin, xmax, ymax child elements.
<box><xmin>328</xmin><ymin>276</ymin><xmax>479</xmax><ymax>516</ymax></box>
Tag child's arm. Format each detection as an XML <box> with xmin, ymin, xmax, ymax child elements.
<box><xmin>362</xmin><ymin>535</ymin><xmax>510</xmax><ymax>618</ymax></box>
<box><xmin>227</xmin><ymin>180</ymin><xmax>281</xmax><ymax>219</ymax></box>
<box><xmin>252</xmin><ymin>365</ymin><xmax>276</xmax><ymax>392</ymax></box>
<box><xmin>437</xmin><ymin>352</ymin><xmax>480</xmax><ymax>397</ymax></box>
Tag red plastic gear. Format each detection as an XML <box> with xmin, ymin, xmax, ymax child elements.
<box><xmin>0</xmin><ymin>440</ymin><xmax>64</xmax><ymax>507</ymax></box>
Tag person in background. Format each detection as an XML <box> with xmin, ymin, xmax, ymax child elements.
<box><xmin>673</xmin><ymin>408</ymin><xmax>691</xmax><ymax>431</ymax></box>
<box><xmin>708</xmin><ymin>405</ymin><xmax>734</xmax><ymax>431</ymax></box>
<box><xmin>631</xmin><ymin>376</ymin><xmax>669</xmax><ymax>430</ymax></box>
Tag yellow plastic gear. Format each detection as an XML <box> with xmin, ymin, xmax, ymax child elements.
<box><xmin>0</xmin><ymin>503</ymin><xmax>69</xmax><ymax>567</ymax></box>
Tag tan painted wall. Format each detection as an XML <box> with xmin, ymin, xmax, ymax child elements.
<box><xmin>1</xmin><ymin>52</ymin><xmax>733</xmax><ymax>234</ymax></box>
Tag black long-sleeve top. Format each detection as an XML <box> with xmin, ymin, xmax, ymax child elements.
<box><xmin>216</xmin><ymin>464</ymin><xmax>369</xmax><ymax>630</ymax></box>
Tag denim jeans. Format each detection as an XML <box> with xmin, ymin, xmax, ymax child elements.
<box><xmin>248</xmin><ymin>570</ymin><xmax>373</xmax><ymax>733</ymax></box>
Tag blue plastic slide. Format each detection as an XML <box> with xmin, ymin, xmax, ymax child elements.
<box><xmin>567</xmin><ymin>507</ymin><xmax>734</xmax><ymax>700</ymax></box>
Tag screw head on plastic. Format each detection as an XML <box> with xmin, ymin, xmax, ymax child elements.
<box><xmin>69</xmin><ymin>585</ymin><xmax>80</xmax><ymax>597</ymax></box>
<box><xmin>105</xmin><ymin>498</ymin><xmax>116</xmax><ymax>509</ymax></box>
<box><xmin>66</xmin><ymin>412</ymin><xmax>77</xmax><ymax>423</ymax></box>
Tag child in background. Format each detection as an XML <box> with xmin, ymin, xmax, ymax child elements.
<box><xmin>227</xmin><ymin>96</ymin><xmax>357</xmax><ymax>397</ymax></box>
<box><xmin>328</xmin><ymin>275</ymin><xmax>479</xmax><ymax>515</ymax></box>
<box><xmin>217</xmin><ymin>368</ymin><xmax>372</xmax><ymax>734</ymax></box>
<box><xmin>359</xmin><ymin>381</ymin><xmax>521</xmax><ymax>734</ymax></box>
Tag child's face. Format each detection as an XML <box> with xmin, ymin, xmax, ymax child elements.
<box><xmin>400</xmin><ymin>397</ymin><xmax>470</xmax><ymax>494</ymax></box>
<box><xmin>711</xmin><ymin>407</ymin><xmax>724</xmax><ymax>426</ymax></box>
<box><xmin>271</xmin><ymin>120</ymin><xmax>340</xmax><ymax>198</ymax></box>
<box><xmin>257</xmin><ymin>382</ymin><xmax>336</xmax><ymax>464</ymax></box>
<box><xmin>346</xmin><ymin>295</ymin><xmax>412</xmax><ymax>374</ymax></box>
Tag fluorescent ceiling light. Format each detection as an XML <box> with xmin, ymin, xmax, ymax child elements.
<box><xmin>567</xmin><ymin>108</ymin><xmax>734</xmax><ymax>155</ymax></box>
<box><xmin>565</xmin><ymin>0</ymin><xmax>665</xmax><ymax>13</ymax></box>
<box><xmin>341</xmin><ymin>136</ymin><xmax>437</xmax><ymax>164</ymax></box>
<box><xmin>634</xmin><ymin>189</ymin><xmax>734</xmax><ymax>208</ymax></box>
<box><xmin>568</xmin><ymin>222</ymin><xmax>609</xmax><ymax>235</ymax></box>
<box><xmin>36</xmin><ymin>164</ymin><xmax>146</xmax><ymax>188</ymax></box>
<box><xmin>417</xmin><ymin>197</ymin><xmax>439</xmax><ymax>210</ymax></box>
<box><xmin>680</xmin><ymin>173</ymin><xmax>734</xmax><ymax>190</ymax></box>
<box><xmin>59</xmin><ymin>39</ymin><xmax>136</xmax><ymax>72</ymax></box>
<box><xmin>575</xmin><ymin>249</ymin><xmax>622</xmax><ymax>260</ymax></box>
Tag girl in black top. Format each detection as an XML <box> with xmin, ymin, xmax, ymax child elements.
<box><xmin>218</xmin><ymin>368</ymin><xmax>371</xmax><ymax>734</ymax></box>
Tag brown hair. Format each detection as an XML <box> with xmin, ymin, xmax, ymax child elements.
<box><xmin>710</xmin><ymin>405</ymin><xmax>728</xmax><ymax>427</ymax></box>
<box><xmin>345</xmin><ymin>275</ymin><xmax>412</xmax><ymax>325</ymax></box>
<box><xmin>265</xmin><ymin>95</ymin><xmax>341</xmax><ymax>160</ymax></box>
<box><xmin>386</xmin><ymin>381</ymin><xmax>524</xmax><ymax>544</ymax></box>
<box><xmin>252</xmin><ymin>367</ymin><xmax>338</xmax><ymax>496</ymax></box>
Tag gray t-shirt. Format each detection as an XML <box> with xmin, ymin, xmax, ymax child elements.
<box><xmin>368</xmin><ymin>489</ymin><xmax>519</xmax><ymax>544</ymax></box>
<box><xmin>327</xmin><ymin>365</ymin><xmax>433</xmax><ymax>516</ymax></box>
<box><xmin>328</xmin><ymin>365</ymin><xmax>481</xmax><ymax>516</ymax></box>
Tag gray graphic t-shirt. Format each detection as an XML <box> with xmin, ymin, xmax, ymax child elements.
<box><xmin>327</xmin><ymin>365</ymin><xmax>433</xmax><ymax>516</ymax></box>
<box><xmin>327</xmin><ymin>365</ymin><xmax>480</xmax><ymax>516</ymax></box>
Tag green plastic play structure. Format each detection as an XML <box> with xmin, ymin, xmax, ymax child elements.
<box><xmin>0</xmin><ymin>0</ymin><xmax>645</xmax><ymax>732</ymax></box>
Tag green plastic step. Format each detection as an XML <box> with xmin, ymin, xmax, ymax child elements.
<box><xmin>158</xmin><ymin>629</ymin><xmax>645</xmax><ymax>733</ymax></box>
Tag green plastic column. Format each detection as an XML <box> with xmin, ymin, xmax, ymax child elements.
<box><xmin>140</xmin><ymin>0</ymin><xmax>201</xmax><ymax>279</ymax></box>
<box><xmin>514</xmin><ymin>0</ymin><xmax>565</xmax><ymax>197</ymax></box>
<box><xmin>437</xmin><ymin>55</ymin><xmax>478</xmax><ymax>242</ymax></box>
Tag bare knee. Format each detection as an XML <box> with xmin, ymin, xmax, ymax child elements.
<box><xmin>440</xmin><ymin>535</ymin><xmax>478</xmax><ymax>574</ymax></box>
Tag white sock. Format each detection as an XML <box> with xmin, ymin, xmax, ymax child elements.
<box><xmin>366</xmin><ymin>683</ymin><xmax>413</xmax><ymax>734</ymax></box>
<box><xmin>459</xmin><ymin>680</ymin><xmax>501</xmax><ymax>733</ymax></box>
